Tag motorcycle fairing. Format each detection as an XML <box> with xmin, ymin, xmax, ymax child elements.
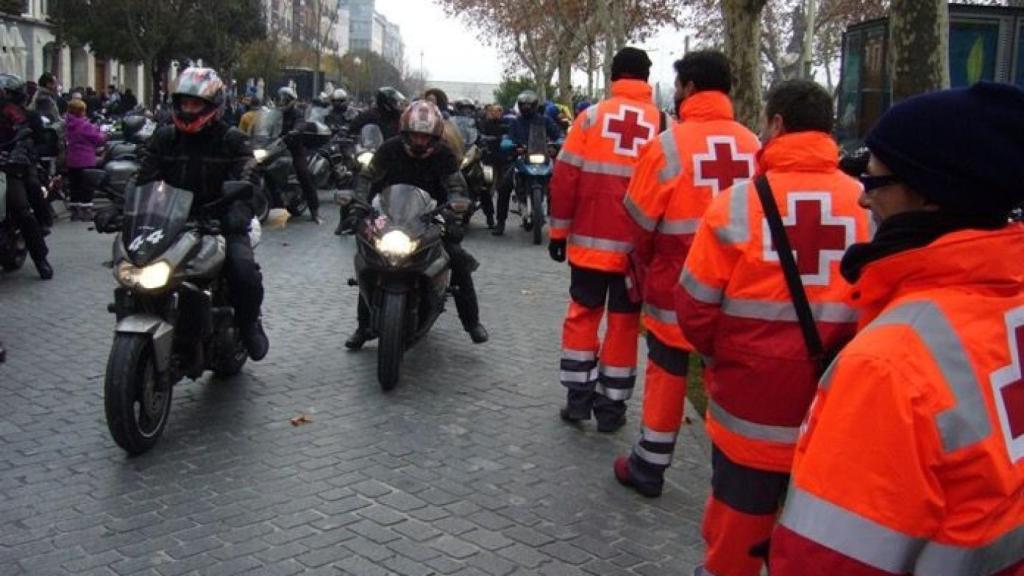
<box><xmin>122</xmin><ymin>182</ymin><xmax>194</xmax><ymax>266</ymax></box>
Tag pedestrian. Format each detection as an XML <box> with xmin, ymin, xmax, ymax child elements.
<box><xmin>769</xmin><ymin>82</ymin><xmax>1024</xmax><ymax>575</ymax></box>
<box><xmin>613</xmin><ymin>50</ymin><xmax>761</xmax><ymax>497</ymax></box>
<box><xmin>548</xmin><ymin>47</ymin><xmax>665</xmax><ymax>432</ymax></box>
<box><xmin>120</xmin><ymin>88</ymin><xmax>138</xmax><ymax>114</ymax></box>
<box><xmin>63</xmin><ymin>98</ymin><xmax>105</xmax><ymax>222</ymax></box>
<box><xmin>238</xmin><ymin>97</ymin><xmax>261</xmax><ymax>135</ymax></box>
<box><xmin>674</xmin><ymin>79</ymin><xmax>871</xmax><ymax>576</ymax></box>
<box><xmin>29</xmin><ymin>72</ymin><xmax>63</xmax><ymax>123</ymax></box>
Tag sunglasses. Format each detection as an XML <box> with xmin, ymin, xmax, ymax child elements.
<box><xmin>859</xmin><ymin>173</ymin><xmax>901</xmax><ymax>193</ymax></box>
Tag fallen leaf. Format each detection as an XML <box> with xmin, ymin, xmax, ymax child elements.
<box><xmin>290</xmin><ymin>414</ymin><xmax>313</xmax><ymax>426</ymax></box>
<box><xmin>520</xmin><ymin>289</ymin><xmax>533</xmax><ymax>295</ymax></box>
<box><xmin>265</xmin><ymin>208</ymin><xmax>291</xmax><ymax>229</ymax></box>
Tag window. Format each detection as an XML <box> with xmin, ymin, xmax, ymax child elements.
<box><xmin>949</xmin><ymin>21</ymin><xmax>1000</xmax><ymax>87</ymax></box>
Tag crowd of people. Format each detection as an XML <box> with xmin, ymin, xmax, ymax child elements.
<box><xmin>3</xmin><ymin>45</ymin><xmax>1024</xmax><ymax>575</ymax></box>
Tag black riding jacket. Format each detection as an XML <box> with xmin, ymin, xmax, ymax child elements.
<box><xmin>354</xmin><ymin>136</ymin><xmax>467</xmax><ymax>206</ymax></box>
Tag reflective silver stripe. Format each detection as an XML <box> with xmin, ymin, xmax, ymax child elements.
<box><xmin>867</xmin><ymin>301</ymin><xmax>992</xmax><ymax>453</ymax></box>
<box><xmin>633</xmin><ymin>444</ymin><xmax>672</xmax><ymax>466</ymax></box>
<box><xmin>582</xmin><ymin>160</ymin><xmax>634</xmax><ymax>178</ymax></box>
<box><xmin>715</xmin><ymin>180</ymin><xmax>751</xmax><ymax>245</ymax></box>
<box><xmin>568</xmin><ymin>234</ymin><xmax>633</xmax><ymax>253</ymax></box>
<box><xmin>624</xmin><ymin>195</ymin><xmax>657</xmax><ymax>232</ymax></box>
<box><xmin>557</xmin><ymin>149</ymin><xmax>585</xmax><ymax>167</ymax></box>
<box><xmin>599</xmin><ymin>364</ymin><xmax>637</xmax><ymax>379</ymax></box>
<box><xmin>708</xmin><ymin>399</ymin><xmax>800</xmax><ymax>443</ymax></box>
<box><xmin>581</xmin><ymin>105</ymin><xmax>599</xmax><ymax>130</ymax></box>
<box><xmin>642</xmin><ymin>426</ymin><xmax>677</xmax><ymax>443</ymax></box>
<box><xmin>562</xmin><ymin>348</ymin><xmax>596</xmax><ymax>362</ymax></box>
<box><xmin>657</xmin><ymin>218</ymin><xmax>700</xmax><ymax>235</ymax></box>
<box><xmin>549</xmin><ymin>217</ymin><xmax>572</xmax><ymax>229</ymax></box>
<box><xmin>595</xmin><ymin>382</ymin><xmax>633</xmax><ymax>401</ymax></box>
<box><xmin>915</xmin><ymin>524</ymin><xmax>1024</xmax><ymax>576</ymax></box>
<box><xmin>780</xmin><ymin>486</ymin><xmax>925</xmax><ymax>574</ymax></box>
<box><xmin>819</xmin><ymin>356</ymin><xmax>839</xmax><ymax>390</ymax></box>
<box><xmin>643</xmin><ymin>303</ymin><xmax>677</xmax><ymax>325</ymax></box>
<box><xmin>657</xmin><ymin>130</ymin><xmax>682</xmax><ymax>183</ymax></box>
<box><xmin>722</xmin><ymin>298</ymin><xmax>859</xmax><ymax>323</ymax></box>
<box><xmin>560</xmin><ymin>368</ymin><xmax>599</xmax><ymax>383</ymax></box>
<box><xmin>678</xmin><ymin>267</ymin><xmax>724</xmax><ymax>305</ymax></box>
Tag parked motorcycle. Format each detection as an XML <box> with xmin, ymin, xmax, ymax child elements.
<box><xmin>337</xmin><ymin>181</ymin><xmax>469</xmax><ymax>391</ymax></box>
<box><xmin>0</xmin><ymin>170</ymin><xmax>27</xmax><ymax>272</ymax></box>
<box><xmin>502</xmin><ymin>123</ymin><xmax>559</xmax><ymax>245</ymax></box>
<box><xmin>101</xmin><ymin>180</ymin><xmax>257</xmax><ymax>454</ymax></box>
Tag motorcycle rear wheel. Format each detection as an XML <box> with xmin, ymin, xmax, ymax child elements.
<box><xmin>286</xmin><ymin>198</ymin><xmax>308</xmax><ymax>217</ymax></box>
<box><xmin>104</xmin><ymin>334</ymin><xmax>172</xmax><ymax>455</ymax></box>
<box><xmin>377</xmin><ymin>292</ymin><xmax>406</xmax><ymax>392</ymax></box>
<box><xmin>0</xmin><ymin>230</ymin><xmax>26</xmax><ymax>271</ymax></box>
<box><xmin>253</xmin><ymin>189</ymin><xmax>271</xmax><ymax>223</ymax></box>
<box><xmin>531</xmin><ymin>187</ymin><xmax>544</xmax><ymax>245</ymax></box>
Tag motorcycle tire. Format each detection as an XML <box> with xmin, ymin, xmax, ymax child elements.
<box><xmin>253</xmin><ymin>189</ymin><xmax>271</xmax><ymax>223</ymax></box>
<box><xmin>286</xmin><ymin>198</ymin><xmax>308</xmax><ymax>217</ymax></box>
<box><xmin>211</xmin><ymin>326</ymin><xmax>248</xmax><ymax>378</ymax></box>
<box><xmin>377</xmin><ymin>292</ymin><xmax>406</xmax><ymax>392</ymax></box>
<box><xmin>104</xmin><ymin>334</ymin><xmax>172</xmax><ymax>455</ymax></box>
<box><xmin>0</xmin><ymin>230</ymin><xmax>27</xmax><ymax>271</ymax></box>
<box><xmin>531</xmin><ymin>187</ymin><xmax>545</xmax><ymax>245</ymax></box>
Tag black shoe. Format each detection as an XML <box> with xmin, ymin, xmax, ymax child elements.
<box><xmin>334</xmin><ymin>220</ymin><xmax>345</xmax><ymax>235</ymax></box>
<box><xmin>560</xmin><ymin>405</ymin><xmax>591</xmax><ymax>423</ymax></box>
<box><xmin>491</xmin><ymin>221</ymin><xmax>505</xmax><ymax>236</ymax></box>
<box><xmin>467</xmin><ymin>324</ymin><xmax>489</xmax><ymax>344</ymax></box>
<box><xmin>597</xmin><ymin>413</ymin><xmax>627</xmax><ymax>434</ymax></box>
<box><xmin>485</xmin><ymin>214</ymin><xmax>495</xmax><ymax>229</ymax></box>
<box><xmin>613</xmin><ymin>456</ymin><xmax>663</xmax><ymax>497</ymax></box>
<box><xmin>345</xmin><ymin>327</ymin><xmax>374</xmax><ymax>350</ymax></box>
<box><xmin>241</xmin><ymin>320</ymin><xmax>269</xmax><ymax>361</ymax></box>
<box><xmin>34</xmin><ymin>258</ymin><xmax>53</xmax><ymax>280</ymax></box>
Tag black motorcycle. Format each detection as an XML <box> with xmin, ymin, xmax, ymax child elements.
<box><xmin>0</xmin><ymin>170</ymin><xmax>26</xmax><ymax>272</ymax></box>
<box><xmin>338</xmin><ymin>182</ymin><xmax>469</xmax><ymax>391</ymax></box>
<box><xmin>102</xmin><ymin>180</ymin><xmax>257</xmax><ymax>454</ymax></box>
<box><xmin>452</xmin><ymin>116</ymin><xmax>491</xmax><ymax>227</ymax></box>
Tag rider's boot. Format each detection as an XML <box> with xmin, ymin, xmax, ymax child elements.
<box><xmin>491</xmin><ymin>220</ymin><xmax>505</xmax><ymax>236</ymax></box>
<box><xmin>241</xmin><ymin>318</ymin><xmax>270</xmax><ymax>361</ymax></box>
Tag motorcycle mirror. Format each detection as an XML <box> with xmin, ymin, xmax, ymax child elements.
<box><xmin>447</xmin><ymin>195</ymin><xmax>471</xmax><ymax>214</ymax></box>
<box><xmin>334</xmin><ymin>189</ymin><xmax>354</xmax><ymax>206</ymax></box>
<box><xmin>221</xmin><ymin>181</ymin><xmax>254</xmax><ymax>203</ymax></box>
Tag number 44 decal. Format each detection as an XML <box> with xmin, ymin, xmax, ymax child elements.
<box><xmin>128</xmin><ymin>229</ymin><xmax>165</xmax><ymax>252</ymax></box>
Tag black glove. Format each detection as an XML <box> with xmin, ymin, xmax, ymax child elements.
<box><xmin>548</xmin><ymin>238</ymin><xmax>567</xmax><ymax>262</ymax></box>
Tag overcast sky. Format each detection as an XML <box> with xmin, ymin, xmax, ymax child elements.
<box><xmin>374</xmin><ymin>0</ymin><xmax>693</xmax><ymax>94</ymax></box>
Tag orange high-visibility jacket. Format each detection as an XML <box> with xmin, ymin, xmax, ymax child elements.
<box><xmin>675</xmin><ymin>132</ymin><xmax>871</xmax><ymax>473</ymax></box>
<box><xmin>771</xmin><ymin>226</ymin><xmax>1024</xmax><ymax>576</ymax></box>
<box><xmin>550</xmin><ymin>79</ymin><xmax>663</xmax><ymax>273</ymax></box>
<box><xmin>624</xmin><ymin>91</ymin><xmax>760</xmax><ymax>348</ymax></box>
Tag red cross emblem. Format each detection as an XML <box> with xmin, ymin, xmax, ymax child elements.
<box><xmin>991</xmin><ymin>308</ymin><xmax>1024</xmax><ymax>463</ymax></box>
<box><xmin>602</xmin><ymin>105</ymin><xmax>656</xmax><ymax>157</ymax></box>
<box><xmin>763</xmin><ymin>192</ymin><xmax>856</xmax><ymax>286</ymax></box>
<box><xmin>694</xmin><ymin>136</ymin><xmax>755</xmax><ymax>196</ymax></box>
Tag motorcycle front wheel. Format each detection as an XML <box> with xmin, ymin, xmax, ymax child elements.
<box><xmin>377</xmin><ymin>292</ymin><xmax>406</xmax><ymax>392</ymax></box>
<box><xmin>253</xmin><ymin>188</ymin><xmax>271</xmax><ymax>223</ymax></box>
<box><xmin>104</xmin><ymin>334</ymin><xmax>172</xmax><ymax>455</ymax></box>
<box><xmin>531</xmin><ymin>187</ymin><xmax>545</xmax><ymax>245</ymax></box>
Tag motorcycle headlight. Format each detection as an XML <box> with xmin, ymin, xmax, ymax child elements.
<box><xmin>528</xmin><ymin>153</ymin><xmax>546</xmax><ymax>165</ymax></box>
<box><xmin>253</xmin><ymin>149</ymin><xmax>269</xmax><ymax>163</ymax></box>
<box><xmin>357</xmin><ymin>152</ymin><xmax>374</xmax><ymax>168</ymax></box>
<box><xmin>376</xmin><ymin>230</ymin><xmax>416</xmax><ymax>257</ymax></box>
<box><xmin>116</xmin><ymin>260</ymin><xmax>172</xmax><ymax>290</ymax></box>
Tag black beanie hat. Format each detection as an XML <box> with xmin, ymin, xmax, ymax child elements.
<box><xmin>865</xmin><ymin>82</ymin><xmax>1024</xmax><ymax>219</ymax></box>
<box><xmin>611</xmin><ymin>47</ymin><xmax>652</xmax><ymax>82</ymax></box>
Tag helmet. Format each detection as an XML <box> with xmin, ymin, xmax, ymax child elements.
<box><xmin>0</xmin><ymin>73</ymin><xmax>27</xmax><ymax>105</ymax></box>
<box><xmin>171</xmin><ymin>67</ymin><xmax>225</xmax><ymax>134</ymax></box>
<box><xmin>330</xmin><ymin>88</ymin><xmax>349</xmax><ymax>108</ymax></box>
<box><xmin>376</xmin><ymin>86</ymin><xmax>407</xmax><ymax>116</ymax></box>
<box><xmin>122</xmin><ymin>115</ymin><xmax>148</xmax><ymax>142</ymax></box>
<box><xmin>277</xmin><ymin>85</ymin><xmax>297</xmax><ymax>107</ymax></box>
<box><xmin>516</xmin><ymin>90</ymin><xmax>539</xmax><ymax>117</ymax></box>
<box><xmin>454</xmin><ymin>98</ymin><xmax>476</xmax><ymax>116</ymax></box>
<box><xmin>399</xmin><ymin>100</ymin><xmax>444</xmax><ymax>158</ymax></box>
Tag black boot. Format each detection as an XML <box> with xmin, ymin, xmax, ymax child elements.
<box><xmin>467</xmin><ymin>323</ymin><xmax>489</xmax><ymax>344</ymax></box>
<box><xmin>560</xmin><ymin>389</ymin><xmax>593</xmax><ymax>423</ymax></box>
<box><xmin>491</xmin><ymin>220</ymin><xmax>505</xmax><ymax>236</ymax></box>
<box><xmin>345</xmin><ymin>327</ymin><xmax>374</xmax><ymax>350</ymax></box>
<box><xmin>310</xmin><ymin>208</ymin><xmax>323</xmax><ymax>225</ymax></box>
<box><xmin>485</xmin><ymin>213</ymin><xmax>495</xmax><ymax>229</ymax></box>
<box><xmin>241</xmin><ymin>319</ymin><xmax>269</xmax><ymax>361</ymax></box>
<box><xmin>33</xmin><ymin>257</ymin><xmax>53</xmax><ymax>280</ymax></box>
<box><xmin>334</xmin><ymin>207</ymin><xmax>346</xmax><ymax>235</ymax></box>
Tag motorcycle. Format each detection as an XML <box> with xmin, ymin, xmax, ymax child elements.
<box><xmin>502</xmin><ymin>122</ymin><xmax>559</xmax><ymax>245</ymax></box>
<box><xmin>338</xmin><ymin>182</ymin><xmax>469</xmax><ymax>391</ymax></box>
<box><xmin>452</xmin><ymin>116</ymin><xmax>490</xmax><ymax>227</ymax></box>
<box><xmin>0</xmin><ymin>170</ymin><xmax>27</xmax><ymax>272</ymax></box>
<box><xmin>101</xmin><ymin>180</ymin><xmax>257</xmax><ymax>454</ymax></box>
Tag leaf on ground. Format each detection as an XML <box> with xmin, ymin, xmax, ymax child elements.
<box><xmin>520</xmin><ymin>289</ymin><xmax>533</xmax><ymax>295</ymax></box>
<box><xmin>290</xmin><ymin>414</ymin><xmax>313</xmax><ymax>426</ymax></box>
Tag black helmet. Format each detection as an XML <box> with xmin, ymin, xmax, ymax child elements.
<box><xmin>454</xmin><ymin>98</ymin><xmax>476</xmax><ymax>116</ymax></box>
<box><xmin>0</xmin><ymin>73</ymin><xmax>27</xmax><ymax>105</ymax></box>
<box><xmin>516</xmin><ymin>90</ymin><xmax>539</xmax><ymax>117</ymax></box>
<box><xmin>122</xmin><ymin>115</ymin><xmax>148</xmax><ymax>142</ymax></box>
<box><xmin>376</xmin><ymin>87</ymin><xmax>407</xmax><ymax>116</ymax></box>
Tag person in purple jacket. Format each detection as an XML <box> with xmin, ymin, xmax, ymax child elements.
<box><xmin>64</xmin><ymin>98</ymin><xmax>105</xmax><ymax>221</ymax></box>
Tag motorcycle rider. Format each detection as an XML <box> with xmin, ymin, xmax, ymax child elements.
<box><xmin>277</xmin><ymin>85</ymin><xmax>322</xmax><ymax>224</ymax></box>
<box><xmin>325</xmin><ymin>88</ymin><xmax>354</xmax><ymax>133</ymax></box>
<box><xmin>343</xmin><ymin>100</ymin><xmax>489</xmax><ymax>348</ymax></box>
<box><xmin>0</xmin><ymin>73</ymin><xmax>53</xmax><ymax>279</ymax></box>
<box><xmin>132</xmin><ymin>67</ymin><xmax>269</xmax><ymax>361</ymax></box>
<box><xmin>335</xmin><ymin>87</ymin><xmax>407</xmax><ymax>235</ymax></box>
<box><xmin>491</xmin><ymin>90</ymin><xmax>563</xmax><ymax>236</ymax></box>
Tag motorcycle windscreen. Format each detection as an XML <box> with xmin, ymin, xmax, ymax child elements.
<box><xmin>375</xmin><ymin>185</ymin><xmax>435</xmax><ymax>233</ymax></box>
<box><xmin>252</xmin><ymin>109</ymin><xmax>283</xmax><ymax>139</ymax></box>
<box><xmin>360</xmin><ymin>124</ymin><xmax>384</xmax><ymax>151</ymax></box>
<box><xmin>452</xmin><ymin>116</ymin><xmax>478</xmax><ymax>148</ymax></box>
<box><xmin>122</xmin><ymin>181</ymin><xmax>194</xmax><ymax>266</ymax></box>
<box><xmin>528</xmin><ymin>122</ymin><xmax>548</xmax><ymax>157</ymax></box>
<box><xmin>305</xmin><ymin>105</ymin><xmax>329</xmax><ymax>124</ymax></box>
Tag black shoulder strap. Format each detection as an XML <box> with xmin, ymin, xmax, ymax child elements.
<box><xmin>754</xmin><ymin>174</ymin><xmax>825</xmax><ymax>361</ymax></box>
<box><xmin>659</xmin><ymin>111</ymin><xmax>668</xmax><ymax>133</ymax></box>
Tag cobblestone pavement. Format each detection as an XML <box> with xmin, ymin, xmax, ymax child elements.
<box><xmin>0</xmin><ymin>198</ymin><xmax>711</xmax><ymax>576</ymax></box>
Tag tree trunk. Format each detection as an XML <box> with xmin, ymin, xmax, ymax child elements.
<box><xmin>799</xmin><ymin>0</ymin><xmax>817</xmax><ymax>79</ymax></box>
<box><xmin>721</xmin><ymin>0</ymin><xmax>768</xmax><ymax>130</ymax></box>
<box><xmin>888</xmin><ymin>0</ymin><xmax>949</xmax><ymax>102</ymax></box>
<box><xmin>150</xmin><ymin>59</ymin><xmax>166</xmax><ymax>109</ymax></box>
<box><xmin>557</xmin><ymin>50</ymin><xmax>573</xmax><ymax>106</ymax></box>
<box><xmin>586</xmin><ymin>43</ymin><xmax>594</xmax><ymax>100</ymax></box>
